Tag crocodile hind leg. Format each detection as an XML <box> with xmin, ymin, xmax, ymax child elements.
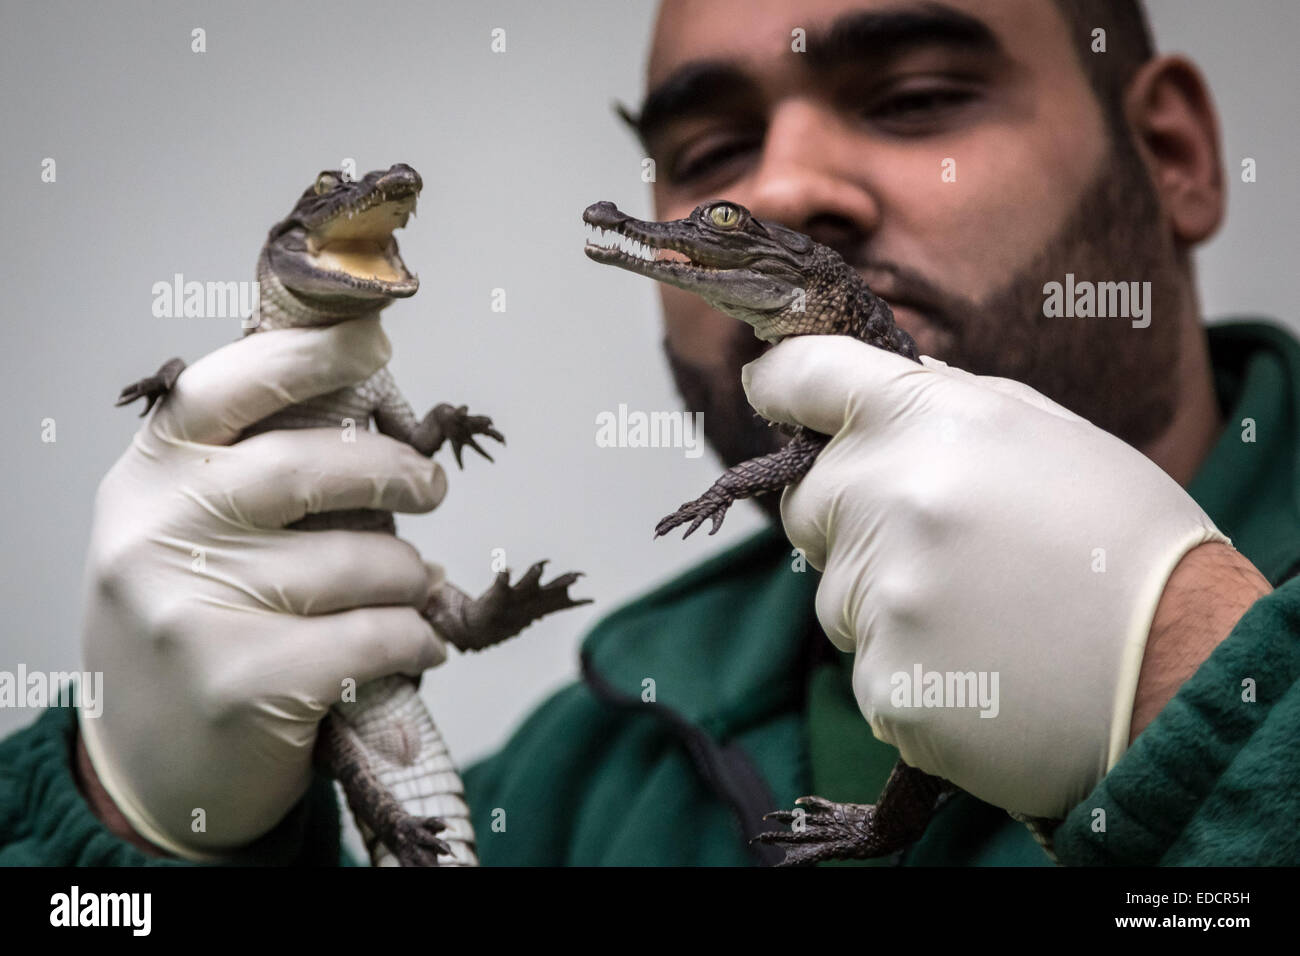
<box><xmin>316</xmin><ymin>709</ymin><xmax>452</xmax><ymax>867</ymax></box>
<box><xmin>753</xmin><ymin>761</ymin><xmax>957</xmax><ymax>866</ymax></box>
<box><xmin>428</xmin><ymin>560</ymin><xmax>593</xmax><ymax>652</ymax></box>
<box><xmin>656</xmin><ymin>428</ymin><xmax>829</xmax><ymax>539</ymax></box>
<box><xmin>115</xmin><ymin>357</ymin><xmax>186</xmax><ymax>416</ymax></box>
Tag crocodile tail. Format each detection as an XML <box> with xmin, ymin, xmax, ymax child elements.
<box><xmin>333</xmin><ymin>675</ymin><xmax>477</xmax><ymax>866</ymax></box>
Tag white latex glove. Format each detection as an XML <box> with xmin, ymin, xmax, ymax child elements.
<box><xmin>78</xmin><ymin>317</ymin><xmax>449</xmax><ymax>859</ymax></box>
<box><xmin>742</xmin><ymin>335</ymin><xmax>1227</xmax><ymax>818</ymax></box>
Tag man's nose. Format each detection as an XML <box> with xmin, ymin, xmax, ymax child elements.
<box><xmin>743</xmin><ymin>99</ymin><xmax>879</xmax><ymax>253</ymax></box>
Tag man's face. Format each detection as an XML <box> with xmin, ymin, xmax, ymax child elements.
<box><xmin>641</xmin><ymin>0</ymin><xmax>1183</xmax><ymax>480</ymax></box>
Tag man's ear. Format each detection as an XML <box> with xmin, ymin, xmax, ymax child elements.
<box><xmin>1124</xmin><ymin>55</ymin><xmax>1225</xmax><ymax>246</ymax></box>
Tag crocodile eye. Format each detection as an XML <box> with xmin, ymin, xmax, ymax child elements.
<box><xmin>709</xmin><ymin>203</ymin><xmax>740</xmax><ymax>228</ymax></box>
<box><xmin>314</xmin><ymin>172</ymin><xmax>340</xmax><ymax>195</ymax></box>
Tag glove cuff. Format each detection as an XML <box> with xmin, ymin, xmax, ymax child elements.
<box><xmin>1105</xmin><ymin>521</ymin><xmax>1232</xmax><ymax>771</ymax></box>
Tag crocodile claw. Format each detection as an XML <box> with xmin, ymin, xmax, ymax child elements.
<box><xmin>753</xmin><ymin>796</ymin><xmax>886</xmax><ymax>867</ymax></box>
<box><xmin>655</xmin><ymin>488</ymin><xmax>735</xmax><ymax>539</ymax></box>
<box><xmin>433</xmin><ymin>560</ymin><xmax>592</xmax><ymax>652</ymax></box>
<box><xmin>387</xmin><ymin>813</ymin><xmax>453</xmax><ymax>867</ymax></box>
<box><xmin>413</xmin><ymin>403</ymin><xmax>505</xmax><ymax>467</ymax></box>
<box><xmin>115</xmin><ymin>357</ymin><xmax>186</xmax><ymax>417</ymax></box>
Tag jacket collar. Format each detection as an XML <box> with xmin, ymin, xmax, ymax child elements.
<box><xmin>1191</xmin><ymin>320</ymin><xmax>1300</xmax><ymax>583</ymax></box>
<box><xmin>580</xmin><ymin>524</ymin><xmax>820</xmax><ymax>738</ymax></box>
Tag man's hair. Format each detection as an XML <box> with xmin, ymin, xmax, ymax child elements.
<box><xmin>1051</xmin><ymin>0</ymin><xmax>1156</xmax><ymax>134</ymax></box>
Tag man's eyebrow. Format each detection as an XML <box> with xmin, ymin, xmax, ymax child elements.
<box><xmin>807</xmin><ymin>3</ymin><xmax>1002</xmax><ymax>68</ymax></box>
<box><xmin>618</xmin><ymin>60</ymin><xmax>760</xmax><ymax>151</ymax></box>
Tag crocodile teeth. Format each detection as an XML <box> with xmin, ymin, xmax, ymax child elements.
<box><xmin>585</xmin><ymin>224</ymin><xmax>657</xmax><ymax>263</ymax></box>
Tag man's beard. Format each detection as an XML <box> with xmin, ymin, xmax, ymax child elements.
<box><xmin>663</xmin><ymin>131</ymin><xmax>1184</xmax><ymax>524</ymax></box>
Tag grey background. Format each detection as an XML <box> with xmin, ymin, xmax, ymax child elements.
<box><xmin>1</xmin><ymin>0</ymin><xmax>1296</xmax><ymax>851</ymax></box>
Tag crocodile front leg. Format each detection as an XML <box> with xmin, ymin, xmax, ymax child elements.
<box><xmin>411</xmin><ymin>403</ymin><xmax>505</xmax><ymax>466</ymax></box>
<box><xmin>368</xmin><ymin>368</ymin><xmax>505</xmax><ymax>466</ymax></box>
<box><xmin>116</xmin><ymin>357</ymin><xmax>186</xmax><ymax>416</ymax></box>
<box><xmin>428</xmin><ymin>561</ymin><xmax>592</xmax><ymax>652</ymax></box>
<box><xmin>316</xmin><ymin>710</ymin><xmax>453</xmax><ymax>867</ymax></box>
<box><xmin>753</xmin><ymin>761</ymin><xmax>957</xmax><ymax>866</ymax></box>
<box><xmin>656</xmin><ymin>428</ymin><xmax>829</xmax><ymax>539</ymax></box>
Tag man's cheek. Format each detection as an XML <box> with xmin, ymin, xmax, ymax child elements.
<box><xmin>952</xmin><ymin>148</ymin><xmax>1085</xmax><ymax>282</ymax></box>
<box><xmin>881</xmin><ymin>133</ymin><xmax>1072</xmax><ymax>288</ymax></box>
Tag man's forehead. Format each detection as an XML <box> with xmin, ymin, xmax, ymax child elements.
<box><xmin>647</xmin><ymin>0</ymin><xmax>1066</xmax><ymax>86</ymax></box>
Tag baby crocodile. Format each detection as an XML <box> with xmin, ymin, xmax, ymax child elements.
<box><xmin>583</xmin><ymin>199</ymin><xmax>1059</xmax><ymax>865</ymax></box>
<box><xmin>117</xmin><ymin>164</ymin><xmax>589</xmax><ymax>866</ymax></box>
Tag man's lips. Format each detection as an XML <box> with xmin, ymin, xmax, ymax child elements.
<box><xmin>883</xmin><ymin>301</ymin><xmax>927</xmax><ymax>331</ymax></box>
<box><xmin>854</xmin><ymin>264</ymin><xmax>958</xmax><ymax>332</ymax></box>
<box><xmin>882</xmin><ymin>302</ymin><xmax>949</xmax><ymax>359</ymax></box>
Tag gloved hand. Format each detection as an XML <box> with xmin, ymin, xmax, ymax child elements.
<box><xmin>78</xmin><ymin>317</ymin><xmax>449</xmax><ymax>859</ymax></box>
<box><xmin>742</xmin><ymin>335</ymin><xmax>1227</xmax><ymax>819</ymax></box>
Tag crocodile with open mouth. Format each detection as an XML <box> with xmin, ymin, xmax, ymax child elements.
<box><xmin>583</xmin><ymin>199</ymin><xmax>1060</xmax><ymax>865</ymax></box>
<box><xmin>115</xmin><ymin>165</ymin><xmax>590</xmax><ymax>866</ymax></box>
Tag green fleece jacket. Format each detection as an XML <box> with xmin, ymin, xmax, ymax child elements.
<box><xmin>2</xmin><ymin>321</ymin><xmax>1298</xmax><ymax>866</ymax></box>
